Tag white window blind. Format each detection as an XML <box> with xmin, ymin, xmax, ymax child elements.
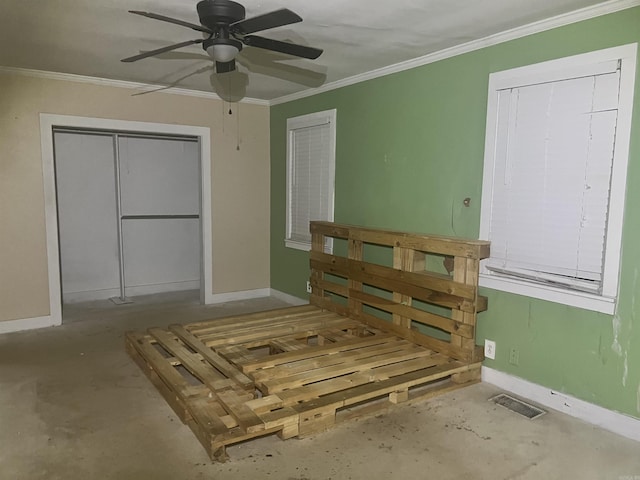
<box><xmin>479</xmin><ymin>45</ymin><xmax>638</xmax><ymax>313</ymax></box>
<box><xmin>487</xmin><ymin>70</ymin><xmax>620</xmax><ymax>294</ymax></box>
<box><xmin>286</xmin><ymin>110</ymin><xmax>336</xmax><ymax>250</ymax></box>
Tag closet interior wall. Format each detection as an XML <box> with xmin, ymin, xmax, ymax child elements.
<box><xmin>53</xmin><ymin>129</ymin><xmax>201</xmax><ymax>303</ymax></box>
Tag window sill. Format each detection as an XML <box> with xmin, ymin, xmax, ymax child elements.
<box><xmin>285</xmin><ymin>239</ymin><xmax>311</xmax><ymax>252</ymax></box>
<box><xmin>285</xmin><ymin>239</ymin><xmax>334</xmax><ymax>254</ymax></box>
<box><xmin>479</xmin><ymin>273</ymin><xmax>615</xmax><ymax>314</ymax></box>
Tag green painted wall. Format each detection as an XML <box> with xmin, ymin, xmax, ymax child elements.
<box><xmin>270</xmin><ymin>8</ymin><xmax>640</xmax><ymax>418</ymax></box>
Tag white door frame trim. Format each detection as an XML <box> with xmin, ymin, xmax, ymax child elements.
<box><xmin>39</xmin><ymin>114</ymin><xmax>213</xmax><ymax>327</ymax></box>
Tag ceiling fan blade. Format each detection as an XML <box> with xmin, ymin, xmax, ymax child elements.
<box><xmin>237</xmin><ymin>50</ymin><xmax>327</xmax><ymax>88</ymax></box>
<box><xmin>132</xmin><ymin>65</ymin><xmax>213</xmax><ymax>96</ymax></box>
<box><xmin>243</xmin><ymin>36</ymin><xmax>323</xmax><ymax>60</ymax></box>
<box><xmin>231</xmin><ymin>8</ymin><xmax>301</xmax><ymax>35</ymax></box>
<box><xmin>216</xmin><ymin>60</ymin><xmax>236</xmax><ymax>73</ymax></box>
<box><xmin>121</xmin><ymin>39</ymin><xmax>204</xmax><ymax>62</ymax></box>
<box><xmin>129</xmin><ymin>10</ymin><xmax>213</xmax><ymax>34</ymax></box>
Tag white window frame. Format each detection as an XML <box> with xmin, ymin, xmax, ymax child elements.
<box><xmin>479</xmin><ymin>44</ymin><xmax>637</xmax><ymax>314</ymax></box>
<box><xmin>285</xmin><ymin>109</ymin><xmax>337</xmax><ymax>251</ymax></box>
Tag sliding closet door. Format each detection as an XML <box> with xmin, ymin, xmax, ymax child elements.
<box><xmin>118</xmin><ymin>136</ymin><xmax>201</xmax><ymax>292</ymax></box>
<box><xmin>54</xmin><ymin>130</ymin><xmax>201</xmax><ymax>303</ymax></box>
<box><xmin>54</xmin><ymin>132</ymin><xmax>120</xmax><ymax>299</ymax></box>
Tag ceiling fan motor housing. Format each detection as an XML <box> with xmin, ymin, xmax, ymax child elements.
<box><xmin>197</xmin><ymin>0</ymin><xmax>246</xmax><ymax>29</ymax></box>
<box><xmin>122</xmin><ymin>2</ymin><xmax>323</xmax><ymax>65</ymax></box>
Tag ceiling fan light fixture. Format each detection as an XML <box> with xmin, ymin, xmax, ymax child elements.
<box><xmin>204</xmin><ymin>38</ymin><xmax>242</xmax><ymax>62</ymax></box>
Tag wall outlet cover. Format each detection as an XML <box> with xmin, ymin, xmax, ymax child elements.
<box><xmin>484</xmin><ymin>340</ymin><xmax>496</xmax><ymax>360</ymax></box>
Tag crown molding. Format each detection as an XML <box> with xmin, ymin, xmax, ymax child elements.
<box><xmin>0</xmin><ymin>66</ymin><xmax>270</xmax><ymax>106</ymax></box>
<box><xmin>1</xmin><ymin>0</ymin><xmax>637</xmax><ymax>108</ymax></box>
<box><xmin>270</xmin><ymin>0</ymin><xmax>640</xmax><ymax>106</ymax></box>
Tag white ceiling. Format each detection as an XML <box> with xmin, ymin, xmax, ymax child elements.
<box><xmin>0</xmin><ymin>0</ymin><xmax>620</xmax><ymax>101</ymax></box>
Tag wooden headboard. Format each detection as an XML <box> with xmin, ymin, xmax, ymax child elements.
<box><xmin>308</xmin><ymin>221</ymin><xmax>490</xmax><ymax>363</ymax></box>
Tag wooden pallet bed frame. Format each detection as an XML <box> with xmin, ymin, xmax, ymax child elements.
<box><xmin>126</xmin><ymin>222</ymin><xmax>490</xmax><ymax>461</ymax></box>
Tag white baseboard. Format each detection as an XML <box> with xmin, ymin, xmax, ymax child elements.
<box><xmin>270</xmin><ymin>289</ymin><xmax>309</xmax><ymax>306</ymax></box>
<box><xmin>0</xmin><ymin>315</ymin><xmax>61</xmax><ymax>334</ymax></box>
<box><xmin>482</xmin><ymin>366</ymin><xmax>640</xmax><ymax>443</ymax></box>
<box><xmin>206</xmin><ymin>288</ymin><xmax>273</xmax><ymax>304</ymax></box>
<box><xmin>63</xmin><ymin>280</ymin><xmax>200</xmax><ymax>303</ymax></box>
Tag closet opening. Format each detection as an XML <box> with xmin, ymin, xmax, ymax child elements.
<box><xmin>40</xmin><ymin>114</ymin><xmax>213</xmax><ymax>327</ymax></box>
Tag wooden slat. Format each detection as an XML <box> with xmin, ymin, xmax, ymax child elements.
<box><xmin>216</xmin><ymin>345</ymin><xmax>260</xmax><ymax>365</ymax></box>
<box><xmin>126</xmin><ymin>332</ymin><xmax>195</xmax><ymax>399</ymax></box>
<box><xmin>317</xmin><ymin>328</ymin><xmax>358</xmax><ymax>343</ymax></box>
<box><xmin>188</xmin><ymin>397</ymin><xmax>233</xmax><ymax>436</ymax></box>
<box><xmin>269</xmin><ymin>337</ymin><xmax>309</xmax><ymax>352</ymax></box>
<box><xmin>354</xmin><ymin>310</ymin><xmax>472</xmax><ymax>362</ymax></box>
<box><xmin>295</xmin><ymin>360</ymin><xmax>478</xmax><ymax>415</ymax></box>
<box><xmin>191</xmin><ymin>307</ymin><xmax>340</xmax><ymax>337</ymax></box>
<box><xmin>392</xmin><ymin>246</ymin><xmax>414</xmax><ymax>328</ymax></box>
<box><xmin>148</xmin><ymin>328</ymin><xmax>265</xmax><ymax>434</ymax></box>
<box><xmin>126</xmin><ymin>332</ymin><xmax>194</xmax><ymax>423</ymax></box>
<box><xmin>241</xmin><ymin>333</ymin><xmax>397</xmax><ymax>372</ymax></box>
<box><xmin>250</xmin><ymin>337</ymin><xmax>411</xmax><ymax>383</ymax></box>
<box><xmin>186</xmin><ymin>304</ymin><xmax>320</xmax><ymax>332</ymax></box>
<box><xmin>197</xmin><ymin>315</ymin><xmax>356</xmax><ymax>347</ymax></box>
<box><xmin>310</xmin><ymin>221</ymin><xmax>490</xmax><ymax>259</ymax></box>
<box><xmin>311</xmin><ymin>253</ymin><xmax>478</xmax><ymax>313</ymax></box>
<box><xmin>313</xmin><ymin>250</ymin><xmax>477</xmax><ymax>300</ymax></box>
<box><xmin>169</xmin><ymin>324</ymin><xmax>254</xmax><ymax>390</ymax></box>
<box><xmin>314</xmin><ymin>277</ymin><xmax>349</xmax><ymax>298</ymax></box>
<box><xmin>350</xmin><ymin>289</ymin><xmax>474</xmax><ymax>338</ymax></box>
<box><xmin>259</xmin><ymin>343</ymin><xmax>433</xmax><ymax>394</ymax></box>
<box><xmin>276</xmin><ymin>354</ymin><xmax>452</xmax><ymax>405</ymax></box>
<box><xmin>348</xmin><ymin>238</ymin><xmax>364</xmax><ymax>317</ymax></box>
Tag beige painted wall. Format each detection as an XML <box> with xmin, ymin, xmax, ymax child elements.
<box><xmin>0</xmin><ymin>72</ymin><xmax>270</xmax><ymax>322</ymax></box>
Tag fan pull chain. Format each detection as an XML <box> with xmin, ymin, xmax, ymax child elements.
<box><xmin>236</xmin><ymin>104</ymin><xmax>241</xmax><ymax>151</ymax></box>
<box><xmin>221</xmin><ymin>101</ymin><xmax>225</xmax><ymax>133</ymax></box>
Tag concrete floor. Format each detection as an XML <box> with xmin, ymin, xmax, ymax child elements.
<box><xmin>1</xmin><ymin>291</ymin><xmax>639</xmax><ymax>480</ymax></box>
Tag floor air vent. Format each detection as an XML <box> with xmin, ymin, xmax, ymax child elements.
<box><xmin>490</xmin><ymin>393</ymin><xmax>546</xmax><ymax>420</ymax></box>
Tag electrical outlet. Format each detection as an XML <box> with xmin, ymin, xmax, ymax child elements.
<box><xmin>509</xmin><ymin>348</ymin><xmax>519</xmax><ymax>366</ymax></box>
<box><xmin>484</xmin><ymin>339</ymin><xmax>496</xmax><ymax>360</ymax></box>
<box><xmin>306</xmin><ymin>281</ymin><xmax>312</xmax><ymax>294</ymax></box>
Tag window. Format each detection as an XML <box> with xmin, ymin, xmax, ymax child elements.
<box><xmin>479</xmin><ymin>44</ymin><xmax>637</xmax><ymax>314</ymax></box>
<box><xmin>285</xmin><ymin>109</ymin><xmax>337</xmax><ymax>251</ymax></box>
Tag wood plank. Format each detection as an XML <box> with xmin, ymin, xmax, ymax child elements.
<box><xmin>354</xmin><ymin>310</ymin><xmax>472</xmax><ymax>362</ymax></box>
<box><xmin>148</xmin><ymin>328</ymin><xmax>265</xmax><ymax>434</ymax></box>
<box><xmin>275</xmin><ymin>354</ymin><xmax>452</xmax><ymax>405</ymax></box>
<box><xmin>192</xmin><ymin>308</ymin><xmax>342</xmax><ymax>338</ymax></box>
<box><xmin>317</xmin><ymin>328</ymin><xmax>357</xmax><ymax>343</ymax></box>
<box><xmin>392</xmin><ymin>246</ymin><xmax>414</xmax><ymax>328</ymax></box>
<box><xmin>169</xmin><ymin>324</ymin><xmax>254</xmax><ymax>390</ymax></box>
<box><xmin>310</xmin><ymin>293</ymin><xmax>350</xmax><ymax>316</ymax></box>
<box><xmin>215</xmin><ymin>345</ymin><xmax>259</xmax><ymax>365</ymax></box>
<box><xmin>250</xmin><ymin>338</ymin><xmax>412</xmax><ymax>383</ymax></box>
<box><xmin>269</xmin><ymin>337</ymin><xmax>309</xmax><ymax>352</ymax></box>
<box><xmin>241</xmin><ymin>333</ymin><xmax>398</xmax><ymax>372</ymax></box>
<box><xmin>206</xmin><ymin>318</ymin><xmax>362</xmax><ymax>351</ymax></box>
<box><xmin>260</xmin><ymin>343</ymin><xmax>433</xmax><ymax>394</ymax></box>
<box><xmin>186</xmin><ymin>304</ymin><xmax>320</xmax><ymax>332</ymax></box>
<box><xmin>188</xmin><ymin>396</ymin><xmax>232</xmax><ymax>436</ymax></box>
<box><xmin>350</xmin><ymin>289</ymin><xmax>474</xmax><ymax>338</ymax></box>
<box><xmin>348</xmin><ymin>238</ymin><xmax>364</xmax><ymax>317</ymax></box>
<box><xmin>198</xmin><ymin>315</ymin><xmax>358</xmax><ymax>348</ymax></box>
<box><xmin>312</xmin><ymin>250</ymin><xmax>477</xmax><ymax>300</ymax></box>
<box><xmin>310</xmin><ymin>253</ymin><xmax>478</xmax><ymax>313</ymax></box>
<box><xmin>125</xmin><ymin>333</ymin><xmax>193</xmax><ymax>423</ymax></box>
<box><xmin>294</xmin><ymin>361</ymin><xmax>479</xmax><ymax>415</ymax></box>
<box><xmin>310</xmin><ymin>221</ymin><xmax>490</xmax><ymax>259</ymax></box>
<box><xmin>125</xmin><ymin>332</ymin><xmax>195</xmax><ymax>399</ymax></box>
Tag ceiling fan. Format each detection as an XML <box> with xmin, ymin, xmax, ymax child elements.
<box><xmin>122</xmin><ymin>0</ymin><xmax>323</xmax><ymax>75</ymax></box>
